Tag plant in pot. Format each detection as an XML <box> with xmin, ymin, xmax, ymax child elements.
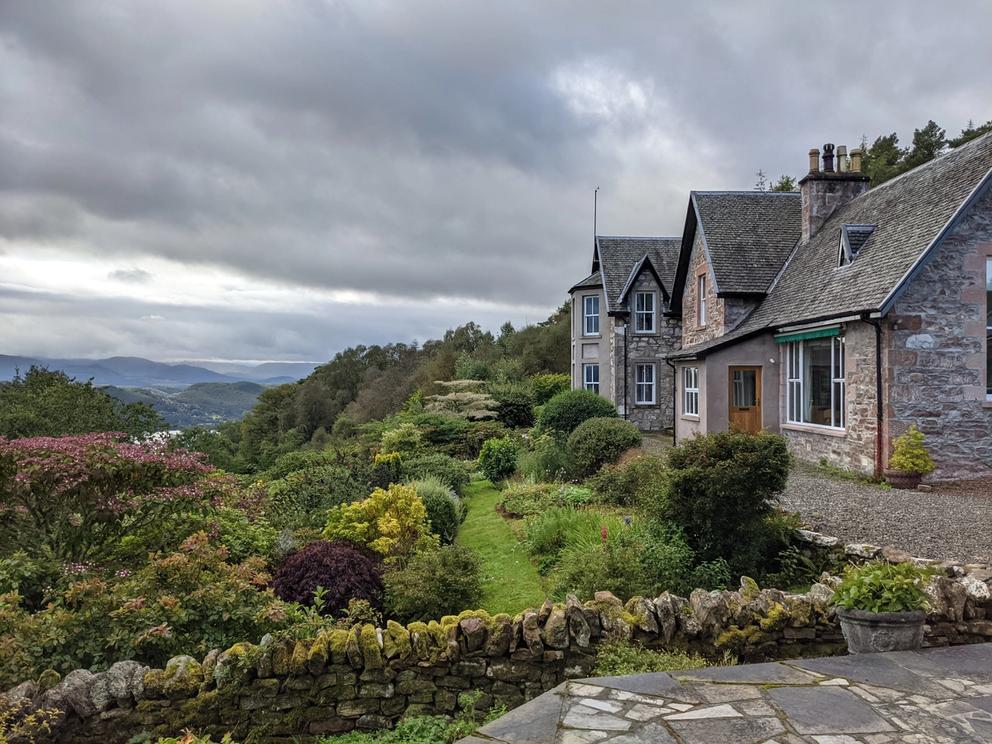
<box><xmin>884</xmin><ymin>425</ymin><xmax>935</xmax><ymax>489</ymax></box>
<box><xmin>832</xmin><ymin>560</ymin><xmax>933</xmax><ymax>654</ymax></box>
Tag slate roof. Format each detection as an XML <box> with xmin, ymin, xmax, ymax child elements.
<box><xmin>594</xmin><ymin>236</ymin><xmax>681</xmax><ymax>312</ymax></box>
<box><xmin>739</xmin><ymin>130</ymin><xmax>992</xmax><ymax>332</ymax></box>
<box><xmin>671</xmin><ymin>130</ymin><xmax>992</xmax><ymax>359</ymax></box>
<box><xmin>692</xmin><ymin>191</ymin><xmax>802</xmax><ymax>294</ymax></box>
<box><xmin>568</xmin><ymin>272</ymin><xmax>602</xmax><ymax>293</ymax></box>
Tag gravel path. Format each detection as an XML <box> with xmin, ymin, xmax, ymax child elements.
<box><xmin>779</xmin><ymin>467</ymin><xmax>992</xmax><ymax>564</ymax></box>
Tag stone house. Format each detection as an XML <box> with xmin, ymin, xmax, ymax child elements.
<box><xmin>570</xmin><ymin>133</ymin><xmax>992</xmax><ymax>478</ymax></box>
<box><xmin>568</xmin><ymin>237</ymin><xmax>682</xmax><ymax>431</ymax></box>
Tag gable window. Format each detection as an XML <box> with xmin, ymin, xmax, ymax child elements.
<box><xmin>696</xmin><ymin>275</ymin><xmax>707</xmax><ymax>326</ymax></box>
<box><xmin>583</xmin><ymin>363</ymin><xmax>600</xmax><ymax>394</ymax></box>
<box><xmin>583</xmin><ymin>295</ymin><xmax>600</xmax><ymax>336</ymax></box>
<box><xmin>786</xmin><ymin>336</ymin><xmax>845</xmax><ymax>428</ymax></box>
<box><xmin>633</xmin><ymin>291</ymin><xmax>656</xmax><ymax>333</ymax></box>
<box><xmin>986</xmin><ymin>259</ymin><xmax>991</xmax><ymax>400</ymax></box>
<box><xmin>683</xmin><ymin>366</ymin><xmax>699</xmax><ymax>416</ymax></box>
<box><xmin>635</xmin><ymin>363</ymin><xmax>656</xmax><ymax>404</ymax></box>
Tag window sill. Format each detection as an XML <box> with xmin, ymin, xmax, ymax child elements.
<box><xmin>681</xmin><ymin>414</ymin><xmax>700</xmax><ymax>421</ymax></box>
<box><xmin>581</xmin><ymin>334</ymin><xmax>602</xmax><ymax>340</ymax></box>
<box><xmin>984</xmin><ymin>400</ymin><xmax>992</xmax><ymax>408</ymax></box>
<box><xmin>634</xmin><ymin>402</ymin><xmax>658</xmax><ymax>408</ymax></box>
<box><xmin>782</xmin><ymin>422</ymin><xmax>846</xmax><ymax>438</ymax></box>
<box><xmin>633</xmin><ymin>330</ymin><xmax>657</xmax><ymax>336</ymax></box>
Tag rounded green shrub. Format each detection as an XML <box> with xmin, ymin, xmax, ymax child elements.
<box><xmin>662</xmin><ymin>430</ymin><xmax>790</xmax><ymax>574</ymax></box>
<box><xmin>478</xmin><ymin>437</ymin><xmax>518</xmax><ymax>483</ymax></box>
<box><xmin>264</xmin><ymin>449</ymin><xmax>341</xmax><ymax>480</ymax></box>
<box><xmin>589</xmin><ymin>452</ymin><xmax>667</xmax><ymax>507</ymax></box>
<box><xmin>266</xmin><ymin>465</ymin><xmax>366</xmax><ymax>530</ymax></box>
<box><xmin>530</xmin><ymin>373</ymin><xmax>570</xmax><ymax>405</ymax></box>
<box><xmin>567</xmin><ymin>417</ymin><xmax>642</xmax><ymax>476</ymax></box>
<box><xmin>401</xmin><ymin>452</ymin><xmax>470</xmax><ymax>494</ymax></box>
<box><xmin>412</xmin><ymin>476</ymin><xmax>464</xmax><ymax>544</ymax></box>
<box><xmin>888</xmin><ymin>425</ymin><xmax>935</xmax><ymax>475</ymax></box>
<box><xmin>537</xmin><ymin>389</ymin><xmax>616</xmax><ymax>440</ymax></box>
<box><xmin>384</xmin><ymin>544</ymin><xmax>483</xmax><ymax>622</ymax></box>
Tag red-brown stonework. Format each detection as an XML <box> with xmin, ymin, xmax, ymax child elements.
<box><xmin>682</xmin><ymin>228</ymin><xmax>725</xmax><ymax>347</ymax></box>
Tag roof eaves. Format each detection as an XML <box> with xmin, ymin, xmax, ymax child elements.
<box><xmin>877</xmin><ymin>167</ymin><xmax>992</xmax><ymax>316</ymax></box>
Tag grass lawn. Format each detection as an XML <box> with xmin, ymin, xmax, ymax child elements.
<box><xmin>457</xmin><ymin>478</ymin><xmax>547</xmax><ymax>616</ymax></box>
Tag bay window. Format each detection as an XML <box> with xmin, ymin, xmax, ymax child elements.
<box><xmin>635</xmin><ymin>363</ymin><xmax>656</xmax><ymax>404</ymax></box>
<box><xmin>683</xmin><ymin>366</ymin><xmax>699</xmax><ymax>416</ymax></box>
<box><xmin>583</xmin><ymin>295</ymin><xmax>600</xmax><ymax>336</ymax></box>
<box><xmin>634</xmin><ymin>291</ymin><xmax>656</xmax><ymax>333</ymax></box>
<box><xmin>786</xmin><ymin>335</ymin><xmax>846</xmax><ymax>428</ymax></box>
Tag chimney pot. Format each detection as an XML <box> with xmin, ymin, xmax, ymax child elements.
<box><xmin>822</xmin><ymin>143</ymin><xmax>835</xmax><ymax>173</ymax></box>
<box><xmin>808</xmin><ymin>148</ymin><xmax>820</xmax><ymax>173</ymax></box>
<box><xmin>850</xmin><ymin>148</ymin><xmax>863</xmax><ymax>173</ymax></box>
<box><xmin>837</xmin><ymin>145</ymin><xmax>849</xmax><ymax>172</ymax></box>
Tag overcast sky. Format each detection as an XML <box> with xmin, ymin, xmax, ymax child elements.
<box><xmin>2</xmin><ymin>1</ymin><xmax>990</xmax><ymax>362</ymax></box>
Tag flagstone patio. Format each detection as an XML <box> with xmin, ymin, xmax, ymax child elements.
<box><xmin>458</xmin><ymin>643</ymin><xmax>992</xmax><ymax>743</ymax></box>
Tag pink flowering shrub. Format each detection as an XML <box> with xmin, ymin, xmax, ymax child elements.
<box><xmin>0</xmin><ymin>433</ymin><xmax>218</xmax><ymax>565</ymax></box>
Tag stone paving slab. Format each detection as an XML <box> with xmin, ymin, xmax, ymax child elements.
<box><xmin>461</xmin><ymin>643</ymin><xmax>992</xmax><ymax>743</ymax></box>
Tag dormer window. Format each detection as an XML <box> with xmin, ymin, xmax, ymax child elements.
<box><xmin>838</xmin><ymin>224</ymin><xmax>877</xmax><ymax>266</ymax></box>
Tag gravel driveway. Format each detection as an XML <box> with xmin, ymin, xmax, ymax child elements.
<box><xmin>779</xmin><ymin>466</ymin><xmax>992</xmax><ymax>564</ymax></box>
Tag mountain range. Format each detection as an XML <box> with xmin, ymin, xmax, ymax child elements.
<box><xmin>0</xmin><ymin>355</ymin><xmax>317</xmax><ymax>388</ymax></box>
<box><xmin>102</xmin><ymin>382</ymin><xmax>267</xmax><ymax>429</ymax></box>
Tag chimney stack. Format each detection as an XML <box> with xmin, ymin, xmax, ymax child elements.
<box><xmin>799</xmin><ymin>142</ymin><xmax>870</xmax><ymax>242</ymax></box>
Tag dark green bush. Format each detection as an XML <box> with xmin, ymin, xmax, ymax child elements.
<box><xmin>588</xmin><ymin>452</ymin><xmax>667</xmax><ymax>507</ymax></box>
<box><xmin>412</xmin><ymin>477</ymin><xmax>464</xmax><ymax>544</ymax></box>
<box><xmin>537</xmin><ymin>389</ymin><xmax>616</xmax><ymax>440</ymax></box>
<box><xmin>489</xmin><ymin>383</ymin><xmax>535</xmax><ymax>428</ymax></box>
<box><xmin>478</xmin><ymin>437</ymin><xmax>518</xmax><ymax>483</ymax></box>
<box><xmin>661</xmin><ymin>431</ymin><xmax>790</xmax><ymax>574</ymax></box>
<box><xmin>530</xmin><ymin>373</ymin><xmax>570</xmax><ymax>405</ymax></box>
<box><xmin>410</xmin><ymin>413</ymin><xmax>470</xmax><ymax>452</ymax></box>
<box><xmin>401</xmin><ymin>453</ymin><xmax>470</xmax><ymax>494</ymax></box>
<box><xmin>263</xmin><ymin>449</ymin><xmax>342</xmax><ymax>480</ymax></box>
<box><xmin>566</xmin><ymin>417</ymin><xmax>642</xmax><ymax>476</ymax></box>
<box><xmin>462</xmin><ymin>420</ymin><xmax>510</xmax><ymax>458</ymax></box>
<box><xmin>515</xmin><ymin>434</ymin><xmax>574</xmax><ymax>482</ymax></box>
<box><xmin>266</xmin><ymin>465</ymin><xmax>367</xmax><ymax>530</ymax></box>
<box><xmin>384</xmin><ymin>545</ymin><xmax>483</xmax><ymax>622</ymax></box>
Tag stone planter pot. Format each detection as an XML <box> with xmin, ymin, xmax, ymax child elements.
<box><xmin>883</xmin><ymin>469</ymin><xmax>923</xmax><ymax>490</ymax></box>
<box><xmin>836</xmin><ymin>607</ymin><xmax>926</xmax><ymax>654</ymax></box>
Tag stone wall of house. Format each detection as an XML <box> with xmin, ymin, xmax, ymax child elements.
<box><xmin>681</xmin><ymin>228</ymin><xmax>724</xmax><ymax>347</ymax></box>
<box><xmin>7</xmin><ymin>550</ymin><xmax>992</xmax><ymax>744</ymax></box>
<box><xmin>885</xmin><ymin>185</ymin><xmax>992</xmax><ymax>479</ymax></box>
<box><xmin>614</xmin><ymin>273</ymin><xmax>681</xmax><ymax>430</ymax></box>
<box><xmin>782</xmin><ymin>321</ymin><xmax>880</xmax><ymax>475</ymax></box>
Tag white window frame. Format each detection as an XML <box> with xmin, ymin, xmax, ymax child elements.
<box><xmin>986</xmin><ymin>258</ymin><xmax>992</xmax><ymax>401</ymax></box>
<box><xmin>785</xmin><ymin>336</ymin><xmax>846</xmax><ymax>429</ymax></box>
<box><xmin>696</xmin><ymin>274</ymin><xmax>707</xmax><ymax>326</ymax></box>
<box><xmin>682</xmin><ymin>366</ymin><xmax>699</xmax><ymax>417</ymax></box>
<box><xmin>583</xmin><ymin>295</ymin><xmax>600</xmax><ymax>336</ymax></box>
<box><xmin>633</xmin><ymin>291</ymin><xmax>656</xmax><ymax>334</ymax></box>
<box><xmin>634</xmin><ymin>363</ymin><xmax>656</xmax><ymax>404</ymax></box>
<box><xmin>583</xmin><ymin>363</ymin><xmax>600</xmax><ymax>393</ymax></box>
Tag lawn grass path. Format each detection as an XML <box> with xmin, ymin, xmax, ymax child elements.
<box><xmin>457</xmin><ymin>479</ymin><xmax>547</xmax><ymax>616</ymax></box>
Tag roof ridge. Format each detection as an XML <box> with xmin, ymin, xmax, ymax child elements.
<box><xmin>596</xmin><ymin>234</ymin><xmax>682</xmax><ymax>240</ymax></box>
<box><xmin>690</xmin><ymin>190</ymin><xmax>800</xmax><ymax>197</ymax></box>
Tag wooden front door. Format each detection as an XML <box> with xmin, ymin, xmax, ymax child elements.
<box><xmin>728</xmin><ymin>366</ymin><xmax>762</xmax><ymax>433</ymax></box>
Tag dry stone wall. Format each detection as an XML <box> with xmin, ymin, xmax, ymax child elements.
<box><xmin>5</xmin><ymin>538</ymin><xmax>992</xmax><ymax>743</ymax></box>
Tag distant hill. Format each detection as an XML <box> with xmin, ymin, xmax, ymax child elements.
<box><xmin>102</xmin><ymin>382</ymin><xmax>266</xmax><ymax>428</ymax></box>
<box><xmin>0</xmin><ymin>355</ymin><xmax>316</xmax><ymax>389</ymax></box>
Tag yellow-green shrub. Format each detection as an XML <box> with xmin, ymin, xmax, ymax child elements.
<box><xmin>323</xmin><ymin>484</ymin><xmax>438</xmax><ymax>561</ymax></box>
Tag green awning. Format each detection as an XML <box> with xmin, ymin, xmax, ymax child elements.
<box><xmin>774</xmin><ymin>325</ymin><xmax>840</xmax><ymax>344</ymax></box>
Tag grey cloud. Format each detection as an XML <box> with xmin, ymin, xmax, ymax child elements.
<box><xmin>1</xmin><ymin>1</ymin><xmax>990</xmax><ymax>358</ymax></box>
<box><xmin>109</xmin><ymin>268</ymin><xmax>153</xmax><ymax>284</ymax></box>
